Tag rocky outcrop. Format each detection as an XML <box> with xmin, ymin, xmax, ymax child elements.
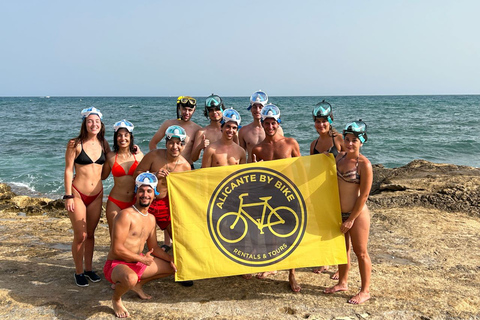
<box><xmin>369</xmin><ymin>159</ymin><xmax>480</xmax><ymax>217</ymax></box>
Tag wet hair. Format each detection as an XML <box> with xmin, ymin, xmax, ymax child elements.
<box><xmin>113</xmin><ymin>128</ymin><xmax>135</xmax><ymax>153</ymax></box>
<box><xmin>74</xmin><ymin>117</ymin><xmax>106</xmax><ymax>151</ymax></box>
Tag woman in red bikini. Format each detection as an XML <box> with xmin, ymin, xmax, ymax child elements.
<box><xmin>64</xmin><ymin>107</ymin><xmax>111</xmax><ymax>287</ymax></box>
<box><xmin>102</xmin><ymin>119</ymin><xmax>144</xmax><ymax>237</ymax></box>
<box><xmin>324</xmin><ymin>120</ymin><xmax>373</xmax><ymax>304</ymax></box>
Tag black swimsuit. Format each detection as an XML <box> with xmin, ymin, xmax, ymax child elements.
<box><xmin>313</xmin><ymin>136</ymin><xmax>339</xmax><ymax>157</ymax></box>
<box><xmin>74</xmin><ymin>142</ymin><xmax>106</xmax><ymax>165</ymax></box>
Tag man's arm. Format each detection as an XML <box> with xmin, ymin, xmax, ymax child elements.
<box><xmin>133</xmin><ymin>151</ymin><xmax>154</xmax><ymax>178</ymax></box>
<box><xmin>190</xmin><ymin>128</ymin><xmax>206</xmax><ymax>162</ymax></box>
<box><xmin>291</xmin><ymin>139</ymin><xmax>301</xmax><ymax>157</ymax></box>
<box><xmin>201</xmin><ymin>145</ymin><xmax>214</xmax><ymax>168</ymax></box>
<box><xmin>146</xmin><ymin>218</ymin><xmax>174</xmax><ymax>263</ymax></box>
<box><xmin>149</xmin><ymin>121</ymin><xmax>172</xmax><ymax>151</ymax></box>
<box><xmin>238</xmin><ymin>126</ymin><xmax>247</xmax><ymax>150</ymax></box>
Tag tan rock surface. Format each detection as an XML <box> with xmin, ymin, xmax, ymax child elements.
<box><xmin>0</xmin><ymin>160</ymin><xmax>479</xmax><ymax>319</ymax></box>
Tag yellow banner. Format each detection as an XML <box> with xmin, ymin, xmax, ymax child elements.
<box><xmin>167</xmin><ymin>154</ymin><xmax>347</xmax><ymax>281</ymax></box>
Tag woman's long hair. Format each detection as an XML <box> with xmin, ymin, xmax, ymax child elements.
<box><xmin>112</xmin><ymin>129</ymin><xmax>135</xmax><ymax>153</ymax></box>
<box><xmin>74</xmin><ymin>118</ymin><xmax>106</xmax><ymax>151</ymax></box>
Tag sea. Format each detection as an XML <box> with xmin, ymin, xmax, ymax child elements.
<box><xmin>0</xmin><ymin>95</ymin><xmax>479</xmax><ymax>199</ymax></box>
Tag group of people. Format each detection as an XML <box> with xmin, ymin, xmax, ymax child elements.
<box><xmin>63</xmin><ymin>91</ymin><xmax>372</xmax><ymax>317</ymax></box>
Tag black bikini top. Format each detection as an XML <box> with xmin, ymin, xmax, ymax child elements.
<box><xmin>313</xmin><ymin>136</ymin><xmax>339</xmax><ymax>157</ymax></box>
<box><xmin>74</xmin><ymin>143</ymin><xmax>106</xmax><ymax>165</ymax></box>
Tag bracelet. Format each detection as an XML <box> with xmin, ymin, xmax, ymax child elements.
<box><xmin>63</xmin><ymin>195</ymin><xmax>74</xmax><ymax>200</ymax></box>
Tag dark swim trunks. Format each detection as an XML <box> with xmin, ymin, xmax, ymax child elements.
<box><xmin>148</xmin><ymin>195</ymin><xmax>171</xmax><ymax>230</ymax></box>
<box><xmin>341</xmin><ymin>212</ymin><xmax>351</xmax><ymax>222</ymax></box>
<box><xmin>103</xmin><ymin>258</ymin><xmax>147</xmax><ymax>284</ymax></box>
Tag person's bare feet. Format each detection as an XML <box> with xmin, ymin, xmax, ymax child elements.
<box><xmin>289</xmin><ymin>273</ymin><xmax>301</xmax><ymax>292</ymax></box>
<box><xmin>112</xmin><ymin>298</ymin><xmax>130</xmax><ymax>318</ymax></box>
<box><xmin>348</xmin><ymin>291</ymin><xmax>370</xmax><ymax>304</ymax></box>
<box><xmin>313</xmin><ymin>266</ymin><xmax>329</xmax><ymax>274</ymax></box>
<box><xmin>323</xmin><ymin>283</ymin><xmax>348</xmax><ymax>294</ymax></box>
<box><xmin>241</xmin><ymin>274</ymin><xmax>253</xmax><ymax>279</ymax></box>
<box><xmin>131</xmin><ymin>284</ymin><xmax>152</xmax><ymax>300</ymax></box>
<box><xmin>330</xmin><ymin>271</ymin><xmax>339</xmax><ymax>280</ymax></box>
<box><xmin>256</xmin><ymin>270</ymin><xmax>277</xmax><ymax>279</ymax></box>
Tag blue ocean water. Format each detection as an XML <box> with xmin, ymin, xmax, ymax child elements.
<box><xmin>0</xmin><ymin>95</ymin><xmax>479</xmax><ymax>198</ymax></box>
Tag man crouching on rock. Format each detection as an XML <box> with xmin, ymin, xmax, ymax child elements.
<box><xmin>103</xmin><ymin>172</ymin><xmax>176</xmax><ymax>318</ymax></box>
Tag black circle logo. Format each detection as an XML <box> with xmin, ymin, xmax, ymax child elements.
<box><xmin>207</xmin><ymin>167</ymin><xmax>307</xmax><ymax>266</ymax></box>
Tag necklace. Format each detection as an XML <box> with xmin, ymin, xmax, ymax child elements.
<box><xmin>165</xmin><ymin>155</ymin><xmax>179</xmax><ymax>172</ymax></box>
<box><xmin>132</xmin><ymin>205</ymin><xmax>148</xmax><ymax>217</ymax></box>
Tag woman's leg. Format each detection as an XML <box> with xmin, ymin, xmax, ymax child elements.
<box><xmin>348</xmin><ymin>209</ymin><xmax>371</xmax><ymax>304</ymax></box>
<box><xmin>84</xmin><ymin>192</ymin><xmax>103</xmax><ymax>272</ymax></box>
<box><xmin>68</xmin><ymin>196</ymin><xmax>87</xmax><ymax>275</ymax></box>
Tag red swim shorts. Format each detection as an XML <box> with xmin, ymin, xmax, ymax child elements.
<box><xmin>148</xmin><ymin>195</ymin><xmax>171</xmax><ymax>230</ymax></box>
<box><xmin>103</xmin><ymin>258</ymin><xmax>147</xmax><ymax>284</ymax></box>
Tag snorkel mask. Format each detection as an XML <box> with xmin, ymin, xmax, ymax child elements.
<box><xmin>248</xmin><ymin>90</ymin><xmax>268</xmax><ymax>110</ymax></box>
<box><xmin>312</xmin><ymin>100</ymin><xmax>333</xmax><ymax>124</ymax></box>
<box><xmin>343</xmin><ymin>120</ymin><xmax>368</xmax><ymax>143</ymax></box>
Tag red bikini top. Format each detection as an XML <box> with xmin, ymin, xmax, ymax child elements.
<box><xmin>112</xmin><ymin>153</ymin><xmax>138</xmax><ymax>177</ymax></box>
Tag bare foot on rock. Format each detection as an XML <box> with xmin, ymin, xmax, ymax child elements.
<box><xmin>289</xmin><ymin>273</ymin><xmax>301</xmax><ymax>293</ymax></box>
<box><xmin>256</xmin><ymin>270</ymin><xmax>277</xmax><ymax>279</ymax></box>
<box><xmin>330</xmin><ymin>271</ymin><xmax>339</xmax><ymax>280</ymax></box>
<box><xmin>112</xmin><ymin>298</ymin><xmax>130</xmax><ymax>318</ymax></box>
<box><xmin>323</xmin><ymin>283</ymin><xmax>348</xmax><ymax>294</ymax></box>
<box><xmin>131</xmin><ymin>284</ymin><xmax>152</xmax><ymax>300</ymax></box>
<box><xmin>348</xmin><ymin>291</ymin><xmax>370</xmax><ymax>304</ymax></box>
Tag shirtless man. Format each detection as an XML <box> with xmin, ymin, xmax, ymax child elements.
<box><xmin>103</xmin><ymin>172</ymin><xmax>176</xmax><ymax>318</ymax></box>
<box><xmin>135</xmin><ymin>125</ymin><xmax>191</xmax><ymax>242</ymax></box>
<box><xmin>149</xmin><ymin>96</ymin><xmax>201</xmax><ymax>168</ymax></box>
<box><xmin>201</xmin><ymin>108</ymin><xmax>246</xmax><ymax>168</ymax></box>
<box><xmin>238</xmin><ymin>90</ymin><xmax>283</xmax><ymax>162</ymax></box>
<box><xmin>251</xmin><ymin>104</ymin><xmax>302</xmax><ymax>293</ymax></box>
<box><xmin>191</xmin><ymin>94</ymin><xmax>226</xmax><ymax>163</ymax></box>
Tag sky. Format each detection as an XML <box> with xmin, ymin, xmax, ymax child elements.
<box><xmin>1</xmin><ymin>1</ymin><xmax>479</xmax><ymax>97</ymax></box>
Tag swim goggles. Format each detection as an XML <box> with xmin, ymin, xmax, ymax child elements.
<box><xmin>248</xmin><ymin>90</ymin><xmax>268</xmax><ymax>110</ymax></box>
<box><xmin>177</xmin><ymin>96</ymin><xmax>197</xmax><ymax>107</ymax></box>
<box><xmin>113</xmin><ymin>119</ymin><xmax>134</xmax><ymax>133</ymax></box>
<box><xmin>165</xmin><ymin>125</ymin><xmax>187</xmax><ymax>142</ymax></box>
<box><xmin>343</xmin><ymin>120</ymin><xmax>368</xmax><ymax>143</ymax></box>
<box><xmin>312</xmin><ymin>100</ymin><xmax>333</xmax><ymax>123</ymax></box>
<box><xmin>81</xmin><ymin>107</ymin><xmax>103</xmax><ymax>120</ymax></box>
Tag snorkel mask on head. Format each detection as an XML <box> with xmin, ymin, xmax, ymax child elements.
<box><xmin>222</xmin><ymin>108</ymin><xmax>241</xmax><ymax>126</ymax></box>
<box><xmin>312</xmin><ymin>100</ymin><xmax>333</xmax><ymax>124</ymax></box>
<box><xmin>343</xmin><ymin>119</ymin><xmax>368</xmax><ymax>143</ymax></box>
<box><xmin>81</xmin><ymin>107</ymin><xmax>103</xmax><ymax>120</ymax></box>
<box><xmin>134</xmin><ymin>171</ymin><xmax>159</xmax><ymax>196</ymax></box>
<box><xmin>176</xmin><ymin>96</ymin><xmax>197</xmax><ymax>120</ymax></box>
<box><xmin>113</xmin><ymin>119</ymin><xmax>134</xmax><ymax>133</ymax></box>
<box><xmin>204</xmin><ymin>94</ymin><xmax>224</xmax><ymax>118</ymax></box>
<box><xmin>260</xmin><ymin>104</ymin><xmax>281</xmax><ymax>123</ymax></box>
<box><xmin>165</xmin><ymin>125</ymin><xmax>187</xmax><ymax>142</ymax></box>
<box><xmin>248</xmin><ymin>90</ymin><xmax>268</xmax><ymax>110</ymax></box>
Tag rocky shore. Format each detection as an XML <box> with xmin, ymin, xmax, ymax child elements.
<box><xmin>0</xmin><ymin>160</ymin><xmax>479</xmax><ymax>319</ymax></box>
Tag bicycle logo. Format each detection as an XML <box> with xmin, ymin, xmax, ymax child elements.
<box><xmin>217</xmin><ymin>193</ymin><xmax>299</xmax><ymax>243</ymax></box>
<box><xmin>207</xmin><ymin>167</ymin><xmax>306</xmax><ymax>267</ymax></box>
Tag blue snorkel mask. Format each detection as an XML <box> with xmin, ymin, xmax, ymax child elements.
<box><xmin>248</xmin><ymin>90</ymin><xmax>268</xmax><ymax>111</ymax></box>
<box><xmin>343</xmin><ymin>120</ymin><xmax>368</xmax><ymax>143</ymax></box>
<box><xmin>312</xmin><ymin>100</ymin><xmax>333</xmax><ymax>124</ymax></box>
<box><xmin>134</xmin><ymin>172</ymin><xmax>159</xmax><ymax>196</ymax></box>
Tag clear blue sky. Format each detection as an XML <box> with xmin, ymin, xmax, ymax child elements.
<box><xmin>1</xmin><ymin>1</ymin><xmax>479</xmax><ymax>96</ymax></box>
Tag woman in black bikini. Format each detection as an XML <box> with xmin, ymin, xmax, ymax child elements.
<box><xmin>324</xmin><ymin>120</ymin><xmax>373</xmax><ymax>304</ymax></box>
<box><xmin>310</xmin><ymin>100</ymin><xmax>344</xmax><ymax>275</ymax></box>
<box><xmin>64</xmin><ymin>107</ymin><xmax>111</xmax><ymax>287</ymax></box>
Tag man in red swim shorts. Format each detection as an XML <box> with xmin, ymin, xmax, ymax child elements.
<box><xmin>104</xmin><ymin>172</ymin><xmax>177</xmax><ymax>318</ymax></box>
<box><xmin>135</xmin><ymin>125</ymin><xmax>191</xmax><ymax>243</ymax></box>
